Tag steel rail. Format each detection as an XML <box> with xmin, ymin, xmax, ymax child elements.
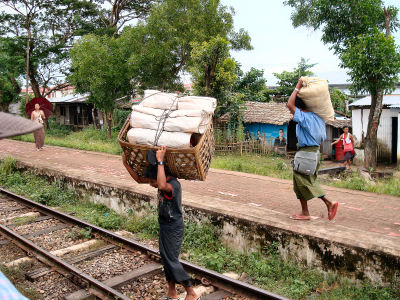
<box><xmin>0</xmin><ymin>223</ymin><xmax>130</xmax><ymax>300</ymax></box>
<box><xmin>0</xmin><ymin>188</ymin><xmax>287</xmax><ymax>300</ymax></box>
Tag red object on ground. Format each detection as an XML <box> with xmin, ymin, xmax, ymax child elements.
<box><xmin>329</xmin><ymin>202</ymin><xmax>339</xmax><ymax>221</ymax></box>
<box><xmin>335</xmin><ymin>140</ymin><xmax>344</xmax><ymax>161</ymax></box>
<box><xmin>26</xmin><ymin>97</ymin><xmax>53</xmax><ymax>119</ymax></box>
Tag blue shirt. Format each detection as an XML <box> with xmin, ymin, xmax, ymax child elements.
<box><xmin>293</xmin><ymin>108</ymin><xmax>326</xmax><ymax>147</ymax></box>
<box><xmin>0</xmin><ymin>271</ymin><xmax>28</xmax><ymax>300</ymax></box>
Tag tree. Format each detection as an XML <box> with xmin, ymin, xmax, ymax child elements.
<box><xmin>189</xmin><ymin>36</ymin><xmax>239</xmax><ymax>116</ymax></box>
<box><xmin>285</xmin><ymin>0</ymin><xmax>400</xmax><ymax>168</ymax></box>
<box><xmin>234</xmin><ymin>67</ymin><xmax>269</xmax><ymax>102</ymax></box>
<box><xmin>122</xmin><ymin>0</ymin><xmax>251</xmax><ymax>91</ymax></box>
<box><xmin>329</xmin><ymin>88</ymin><xmax>352</xmax><ymax>115</ymax></box>
<box><xmin>95</xmin><ymin>0</ymin><xmax>156</xmax><ymax>34</ymax></box>
<box><xmin>0</xmin><ymin>74</ymin><xmax>20</xmax><ymax>112</ymax></box>
<box><xmin>0</xmin><ymin>0</ymin><xmax>154</xmax><ymax>100</ymax></box>
<box><xmin>68</xmin><ymin>34</ymin><xmax>132</xmax><ymax>138</ymax></box>
<box><xmin>0</xmin><ymin>38</ymin><xmax>23</xmax><ymax>112</ymax></box>
<box><xmin>0</xmin><ymin>0</ymin><xmax>102</xmax><ymax>98</ymax></box>
<box><xmin>273</xmin><ymin>57</ymin><xmax>316</xmax><ymax>97</ymax></box>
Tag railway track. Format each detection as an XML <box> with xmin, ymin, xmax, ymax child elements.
<box><xmin>0</xmin><ymin>188</ymin><xmax>287</xmax><ymax>300</ymax></box>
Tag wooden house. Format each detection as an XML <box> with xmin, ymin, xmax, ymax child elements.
<box><xmin>218</xmin><ymin>101</ymin><xmax>351</xmax><ymax>158</ymax></box>
<box><xmin>50</xmin><ymin>94</ymin><xmax>98</xmax><ymax>128</ymax></box>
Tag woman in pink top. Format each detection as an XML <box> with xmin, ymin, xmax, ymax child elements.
<box><xmin>331</xmin><ymin>126</ymin><xmax>355</xmax><ymax>170</ymax></box>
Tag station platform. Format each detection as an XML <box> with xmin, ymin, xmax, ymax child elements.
<box><xmin>1</xmin><ymin>139</ymin><xmax>399</xmax><ymax>282</ymax></box>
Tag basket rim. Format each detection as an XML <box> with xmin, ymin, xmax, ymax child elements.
<box><xmin>118</xmin><ymin>113</ymin><xmax>213</xmax><ymax>153</ymax></box>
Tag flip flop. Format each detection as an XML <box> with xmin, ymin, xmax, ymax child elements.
<box><xmin>328</xmin><ymin>202</ymin><xmax>339</xmax><ymax>221</ymax></box>
<box><xmin>290</xmin><ymin>214</ymin><xmax>311</xmax><ymax>221</ymax></box>
<box><xmin>159</xmin><ymin>297</ymin><xmax>180</xmax><ymax>300</ymax></box>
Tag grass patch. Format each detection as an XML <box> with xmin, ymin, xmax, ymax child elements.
<box><xmin>10</xmin><ymin>124</ymin><xmax>399</xmax><ymax>197</ymax></box>
<box><xmin>326</xmin><ymin>172</ymin><xmax>400</xmax><ymax>197</ymax></box>
<box><xmin>211</xmin><ymin>153</ymin><xmax>292</xmax><ymax>180</ymax></box>
<box><xmin>13</xmin><ymin>127</ymin><xmax>121</xmax><ymax>155</ymax></box>
<box><xmin>11</xmin><ymin>215</ymin><xmax>38</xmax><ymax>226</ymax></box>
<box><xmin>1</xmin><ymin>158</ymin><xmax>399</xmax><ymax>299</ymax></box>
<box><xmin>0</xmin><ymin>262</ymin><xmax>40</xmax><ymax>299</ymax></box>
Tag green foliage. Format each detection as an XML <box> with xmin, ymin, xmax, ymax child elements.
<box><xmin>284</xmin><ymin>0</ymin><xmax>388</xmax><ymax>54</ymax></box>
<box><xmin>234</xmin><ymin>67</ymin><xmax>269</xmax><ymax>102</ymax></box>
<box><xmin>284</xmin><ymin>0</ymin><xmax>400</xmax><ymax>168</ymax></box>
<box><xmin>329</xmin><ymin>88</ymin><xmax>352</xmax><ymax>114</ymax></box>
<box><xmin>69</xmin><ymin>34</ymin><xmax>133</xmax><ymax>137</ymax></box>
<box><xmin>272</xmin><ymin>57</ymin><xmax>316</xmax><ymax>97</ymax></box>
<box><xmin>0</xmin><ymin>156</ymin><xmax>16</xmax><ymax>176</ymax></box>
<box><xmin>123</xmin><ymin>210</ymin><xmax>159</xmax><ymax>239</ymax></box>
<box><xmin>190</xmin><ymin>36</ymin><xmax>236</xmax><ymax>97</ymax></box>
<box><xmin>121</xmin><ymin>0</ymin><xmax>251</xmax><ymax>91</ymax></box>
<box><xmin>1</xmin><ymin>165</ymin><xmax>399</xmax><ymax>299</ymax></box>
<box><xmin>113</xmin><ymin>109</ymin><xmax>130</xmax><ymax>131</ymax></box>
<box><xmin>46</xmin><ymin>118</ymin><xmax>72</xmax><ymax>137</ymax></box>
<box><xmin>0</xmin><ymin>74</ymin><xmax>20</xmax><ymax>112</ymax></box>
<box><xmin>211</xmin><ymin>154</ymin><xmax>293</xmax><ymax>180</ymax></box>
<box><xmin>0</xmin><ymin>263</ymin><xmax>40</xmax><ymax>299</ymax></box>
<box><xmin>0</xmin><ymin>0</ymin><xmax>101</xmax><ymax>97</ymax></box>
<box><xmin>70</xmin><ymin>227</ymin><xmax>92</xmax><ymax>240</ymax></box>
<box><xmin>340</xmin><ymin>29</ymin><xmax>400</xmax><ymax>96</ymax></box>
<box><xmin>13</xmin><ymin>127</ymin><xmax>122</xmax><ymax>154</ymax></box>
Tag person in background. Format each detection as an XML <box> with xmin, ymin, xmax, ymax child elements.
<box><xmin>30</xmin><ymin>103</ymin><xmax>46</xmax><ymax>151</ymax></box>
<box><xmin>256</xmin><ymin>130</ymin><xmax>262</xmax><ymax>143</ymax></box>
<box><xmin>244</xmin><ymin>130</ymin><xmax>251</xmax><ymax>142</ymax></box>
<box><xmin>286</xmin><ymin>79</ymin><xmax>338</xmax><ymax>221</ymax></box>
<box><xmin>331</xmin><ymin>126</ymin><xmax>355</xmax><ymax>170</ymax></box>
<box><xmin>123</xmin><ymin>148</ymin><xmax>199</xmax><ymax>300</ymax></box>
<box><xmin>274</xmin><ymin>129</ymin><xmax>287</xmax><ymax>153</ymax></box>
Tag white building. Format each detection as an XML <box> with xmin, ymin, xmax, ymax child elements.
<box><xmin>350</xmin><ymin>95</ymin><xmax>400</xmax><ymax>164</ymax></box>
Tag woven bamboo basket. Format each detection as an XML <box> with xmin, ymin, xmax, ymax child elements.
<box><xmin>118</xmin><ymin>114</ymin><xmax>215</xmax><ymax>181</ymax></box>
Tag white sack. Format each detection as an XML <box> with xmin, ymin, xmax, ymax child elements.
<box><xmin>178</xmin><ymin>96</ymin><xmax>217</xmax><ymax>114</ymax></box>
<box><xmin>130</xmin><ymin>111</ymin><xmax>207</xmax><ymax>134</ymax></box>
<box><xmin>141</xmin><ymin>90</ymin><xmax>178</xmax><ymax>110</ymax></box>
<box><xmin>132</xmin><ymin>105</ymin><xmax>205</xmax><ymax>118</ymax></box>
<box><xmin>127</xmin><ymin>128</ymin><xmax>192</xmax><ymax>148</ymax></box>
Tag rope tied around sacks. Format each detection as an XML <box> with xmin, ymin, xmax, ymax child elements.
<box><xmin>137</xmin><ymin>92</ymin><xmax>210</xmax><ymax>147</ymax></box>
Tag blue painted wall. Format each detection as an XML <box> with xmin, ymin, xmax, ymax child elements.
<box><xmin>245</xmin><ymin>123</ymin><xmax>288</xmax><ymax>140</ymax></box>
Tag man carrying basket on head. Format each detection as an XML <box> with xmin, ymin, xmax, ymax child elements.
<box><xmin>287</xmin><ymin>79</ymin><xmax>338</xmax><ymax>221</ymax></box>
<box><xmin>123</xmin><ymin>147</ymin><xmax>199</xmax><ymax>300</ymax></box>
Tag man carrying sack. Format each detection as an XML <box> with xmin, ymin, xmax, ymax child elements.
<box><xmin>287</xmin><ymin>79</ymin><xmax>338</xmax><ymax>221</ymax></box>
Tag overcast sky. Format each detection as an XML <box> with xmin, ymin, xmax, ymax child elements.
<box><xmin>222</xmin><ymin>0</ymin><xmax>400</xmax><ymax>85</ymax></box>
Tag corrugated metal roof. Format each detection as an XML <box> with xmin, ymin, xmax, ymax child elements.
<box><xmin>49</xmin><ymin>93</ymin><xmax>89</xmax><ymax>103</ymax></box>
<box><xmin>349</xmin><ymin>94</ymin><xmax>400</xmax><ymax>107</ymax></box>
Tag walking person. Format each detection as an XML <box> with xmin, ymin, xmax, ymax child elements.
<box><xmin>287</xmin><ymin>79</ymin><xmax>338</xmax><ymax>221</ymax></box>
<box><xmin>30</xmin><ymin>103</ymin><xmax>46</xmax><ymax>151</ymax></box>
<box><xmin>331</xmin><ymin>126</ymin><xmax>355</xmax><ymax>170</ymax></box>
<box><xmin>123</xmin><ymin>147</ymin><xmax>199</xmax><ymax>300</ymax></box>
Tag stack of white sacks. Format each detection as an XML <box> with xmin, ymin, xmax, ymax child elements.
<box><xmin>127</xmin><ymin>90</ymin><xmax>217</xmax><ymax>148</ymax></box>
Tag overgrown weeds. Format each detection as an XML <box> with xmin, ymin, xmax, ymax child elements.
<box><xmin>1</xmin><ymin>160</ymin><xmax>399</xmax><ymax>299</ymax></box>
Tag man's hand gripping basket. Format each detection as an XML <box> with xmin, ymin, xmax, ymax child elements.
<box><xmin>118</xmin><ymin>115</ymin><xmax>215</xmax><ymax>182</ymax></box>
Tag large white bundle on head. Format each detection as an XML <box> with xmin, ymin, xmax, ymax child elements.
<box><xmin>177</xmin><ymin>96</ymin><xmax>217</xmax><ymax>114</ymax></box>
<box><xmin>130</xmin><ymin>110</ymin><xmax>207</xmax><ymax>134</ymax></box>
<box><xmin>127</xmin><ymin>128</ymin><xmax>192</xmax><ymax>148</ymax></box>
<box><xmin>127</xmin><ymin>90</ymin><xmax>217</xmax><ymax>148</ymax></box>
<box><xmin>132</xmin><ymin>105</ymin><xmax>205</xmax><ymax>118</ymax></box>
<box><xmin>141</xmin><ymin>90</ymin><xmax>179</xmax><ymax>110</ymax></box>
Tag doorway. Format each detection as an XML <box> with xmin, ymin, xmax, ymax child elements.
<box><xmin>392</xmin><ymin>117</ymin><xmax>398</xmax><ymax>163</ymax></box>
<box><xmin>287</xmin><ymin>120</ymin><xmax>298</xmax><ymax>151</ymax></box>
